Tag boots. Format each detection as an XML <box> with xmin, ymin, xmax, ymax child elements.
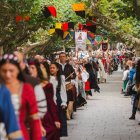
<box><xmin>66</xmin><ymin>101</ymin><xmax>74</xmax><ymax>120</ymax></box>
<box><xmin>129</xmin><ymin>115</ymin><xmax>135</xmax><ymax>120</ymax></box>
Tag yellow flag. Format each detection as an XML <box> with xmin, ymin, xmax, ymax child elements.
<box><xmin>55</xmin><ymin>23</ymin><xmax>62</xmax><ymax>29</ymax></box>
<box><xmin>63</xmin><ymin>31</ymin><xmax>69</xmax><ymax>39</ymax></box>
<box><xmin>49</xmin><ymin>29</ymin><xmax>55</xmax><ymax>35</ymax></box>
<box><xmin>72</xmin><ymin>3</ymin><xmax>85</xmax><ymax>11</ymax></box>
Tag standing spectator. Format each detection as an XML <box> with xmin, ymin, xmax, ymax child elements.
<box><xmin>122</xmin><ymin>65</ymin><xmax>129</xmax><ymax>94</ymax></box>
<box><xmin>135</xmin><ymin>60</ymin><xmax>140</xmax><ymax>125</ymax></box>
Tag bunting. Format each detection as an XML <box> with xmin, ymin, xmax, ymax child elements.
<box><xmin>16</xmin><ymin>15</ymin><xmax>30</xmax><ymax>22</ymax></box>
<box><xmin>72</xmin><ymin>3</ymin><xmax>85</xmax><ymax>18</ymax></box>
<box><xmin>55</xmin><ymin>23</ymin><xmax>62</xmax><ymax>29</ymax></box>
<box><xmin>48</xmin><ymin>6</ymin><xmax>57</xmax><ymax>18</ymax></box>
<box><xmin>72</xmin><ymin>3</ymin><xmax>85</xmax><ymax>11</ymax></box>
<box><xmin>42</xmin><ymin>6</ymin><xmax>57</xmax><ymax>18</ymax></box>
<box><xmin>62</xmin><ymin>22</ymin><xmax>68</xmax><ymax>31</ymax></box>
<box><xmin>49</xmin><ymin>29</ymin><xmax>55</xmax><ymax>35</ymax></box>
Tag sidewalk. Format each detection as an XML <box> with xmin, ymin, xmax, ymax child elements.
<box><xmin>62</xmin><ymin>71</ymin><xmax>140</xmax><ymax>140</ymax></box>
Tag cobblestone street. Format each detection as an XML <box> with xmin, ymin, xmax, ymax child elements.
<box><xmin>62</xmin><ymin>71</ymin><xmax>140</xmax><ymax>140</ymax></box>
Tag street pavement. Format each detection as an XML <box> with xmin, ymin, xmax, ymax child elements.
<box><xmin>62</xmin><ymin>70</ymin><xmax>140</xmax><ymax>140</ymax></box>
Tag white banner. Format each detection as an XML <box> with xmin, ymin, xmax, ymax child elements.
<box><xmin>75</xmin><ymin>31</ymin><xmax>87</xmax><ymax>51</ymax></box>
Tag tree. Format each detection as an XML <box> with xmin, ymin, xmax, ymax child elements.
<box><xmin>0</xmin><ymin>0</ymin><xmax>140</xmax><ymax>55</ymax></box>
<box><xmin>89</xmin><ymin>0</ymin><xmax>140</xmax><ymax>47</ymax></box>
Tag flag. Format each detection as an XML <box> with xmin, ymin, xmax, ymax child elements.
<box><xmin>48</xmin><ymin>6</ymin><xmax>57</xmax><ymax>18</ymax></box>
<box><xmin>16</xmin><ymin>15</ymin><xmax>22</xmax><ymax>22</ymax></box>
<box><xmin>55</xmin><ymin>29</ymin><xmax>64</xmax><ymax>38</ymax></box>
<box><xmin>55</xmin><ymin>23</ymin><xmax>62</xmax><ymax>29</ymax></box>
<box><xmin>63</xmin><ymin>31</ymin><xmax>69</xmax><ymax>39</ymax></box>
<box><xmin>75</xmin><ymin>31</ymin><xmax>87</xmax><ymax>51</ymax></box>
<box><xmin>24</xmin><ymin>15</ymin><xmax>30</xmax><ymax>21</ymax></box>
<box><xmin>72</xmin><ymin>3</ymin><xmax>85</xmax><ymax>11</ymax></box>
<box><xmin>72</xmin><ymin>3</ymin><xmax>86</xmax><ymax>18</ymax></box>
<box><xmin>68</xmin><ymin>22</ymin><xmax>74</xmax><ymax>29</ymax></box>
<box><xmin>75</xmin><ymin>11</ymin><xmax>85</xmax><ymax>18</ymax></box>
<box><xmin>49</xmin><ymin>29</ymin><xmax>55</xmax><ymax>35</ymax></box>
<box><xmin>62</xmin><ymin>22</ymin><xmax>68</xmax><ymax>31</ymax></box>
<box><xmin>42</xmin><ymin>7</ymin><xmax>51</xmax><ymax>18</ymax></box>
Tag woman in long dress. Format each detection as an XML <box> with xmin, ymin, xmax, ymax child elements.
<box><xmin>28</xmin><ymin>60</ymin><xmax>60</xmax><ymax>140</ymax></box>
<box><xmin>49</xmin><ymin>62</ymin><xmax>68</xmax><ymax>137</ymax></box>
<box><xmin>0</xmin><ymin>54</ymin><xmax>42</xmax><ymax>140</ymax></box>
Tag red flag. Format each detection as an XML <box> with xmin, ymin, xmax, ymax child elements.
<box><xmin>24</xmin><ymin>16</ymin><xmax>30</xmax><ymax>21</ymax></box>
<box><xmin>86</xmin><ymin>22</ymin><xmax>93</xmax><ymax>26</ymax></box>
<box><xmin>48</xmin><ymin>6</ymin><xmax>57</xmax><ymax>18</ymax></box>
<box><xmin>62</xmin><ymin>22</ymin><xmax>68</xmax><ymax>31</ymax></box>
<box><xmin>16</xmin><ymin>15</ymin><xmax>22</xmax><ymax>22</ymax></box>
<box><xmin>78</xmin><ymin>23</ymin><xmax>84</xmax><ymax>30</ymax></box>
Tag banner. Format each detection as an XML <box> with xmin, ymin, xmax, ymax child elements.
<box><xmin>75</xmin><ymin>31</ymin><xmax>87</xmax><ymax>51</ymax></box>
<box><xmin>102</xmin><ymin>43</ymin><xmax>108</xmax><ymax>51</ymax></box>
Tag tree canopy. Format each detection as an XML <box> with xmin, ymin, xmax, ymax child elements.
<box><xmin>0</xmin><ymin>0</ymin><xmax>140</xmax><ymax>54</ymax></box>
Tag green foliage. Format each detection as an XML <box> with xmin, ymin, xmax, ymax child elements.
<box><xmin>96</xmin><ymin>0</ymin><xmax>140</xmax><ymax>44</ymax></box>
<box><xmin>0</xmin><ymin>0</ymin><xmax>140</xmax><ymax>54</ymax></box>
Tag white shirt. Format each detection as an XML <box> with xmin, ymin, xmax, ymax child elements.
<box><xmin>60</xmin><ymin>63</ymin><xmax>66</xmax><ymax>71</ymax></box>
<box><xmin>122</xmin><ymin>70</ymin><xmax>129</xmax><ymax>81</ymax></box>
<box><xmin>34</xmin><ymin>85</ymin><xmax>47</xmax><ymax>118</ymax></box>
<box><xmin>50</xmin><ymin>75</ymin><xmax>67</xmax><ymax>106</ymax></box>
<box><xmin>81</xmin><ymin>71</ymin><xmax>89</xmax><ymax>83</ymax></box>
<box><xmin>11</xmin><ymin>94</ymin><xmax>20</xmax><ymax>118</ymax></box>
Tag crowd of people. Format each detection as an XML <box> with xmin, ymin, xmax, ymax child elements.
<box><xmin>121</xmin><ymin>54</ymin><xmax>140</xmax><ymax>125</ymax></box>
<box><xmin>0</xmin><ymin>49</ymin><xmax>133</xmax><ymax>140</ymax></box>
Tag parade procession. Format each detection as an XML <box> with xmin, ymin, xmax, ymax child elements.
<box><xmin>0</xmin><ymin>0</ymin><xmax>140</xmax><ymax>140</ymax></box>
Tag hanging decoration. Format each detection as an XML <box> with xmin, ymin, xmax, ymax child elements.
<box><xmin>68</xmin><ymin>22</ymin><xmax>74</xmax><ymax>29</ymax></box>
<box><xmin>16</xmin><ymin>15</ymin><xmax>30</xmax><ymax>22</ymax></box>
<box><xmin>86</xmin><ymin>21</ymin><xmax>96</xmax><ymax>33</ymax></box>
<box><xmin>47</xmin><ymin>6</ymin><xmax>57</xmax><ymax>18</ymax></box>
<box><xmin>16</xmin><ymin>15</ymin><xmax>22</xmax><ymax>22</ymax></box>
<box><xmin>75</xmin><ymin>31</ymin><xmax>87</xmax><ymax>51</ymax></box>
<box><xmin>63</xmin><ymin>31</ymin><xmax>69</xmax><ymax>39</ymax></box>
<box><xmin>72</xmin><ymin>3</ymin><xmax>85</xmax><ymax>18</ymax></box>
<box><xmin>42</xmin><ymin>6</ymin><xmax>57</xmax><ymax>18</ymax></box>
<box><xmin>78</xmin><ymin>23</ymin><xmax>84</xmax><ymax>30</ymax></box>
<box><xmin>24</xmin><ymin>15</ymin><xmax>30</xmax><ymax>21</ymax></box>
<box><xmin>62</xmin><ymin>22</ymin><xmax>68</xmax><ymax>31</ymax></box>
<box><xmin>102</xmin><ymin>42</ymin><xmax>108</xmax><ymax>51</ymax></box>
<box><xmin>42</xmin><ymin>7</ymin><xmax>51</xmax><ymax>18</ymax></box>
<box><xmin>49</xmin><ymin>28</ymin><xmax>55</xmax><ymax>35</ymax></box>
<box><xmin>55</xmin><ymin>29</ymin><xmax>64</xmax><ymax>38</ymax></box>
<box><xmin>55</xmin><ymin>23</ymin><xmax>62</xmax><ymax>29</ymax></box>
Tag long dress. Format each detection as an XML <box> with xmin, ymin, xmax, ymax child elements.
<box><xmin>50</xmin><ymin>75</ymin><xmax>68</xmax><ymax>137</ymax></box>
<box><xmin>42</xmin><ymin>83</ymin><xmax>60</xmax><ymax>140</ymax></box>
<box><xmin>12</xmin><ymin>83</ymin><xmax>42</xmax><ymax>140</ymax></box>
<box><xmin>0</xmin><ymin>85</ymin><xmax>23</xmax><ymax>140</ymax></box>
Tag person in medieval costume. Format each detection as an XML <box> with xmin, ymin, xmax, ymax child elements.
<box><xmin>59</xmin><ymin>52</ymin><xmax>76</xmax><ymax>120</ymax></box>
<box><xmin>97</xmin><ymin>55</ymin><xmax>107</xmax><ymax>83</ymax></box>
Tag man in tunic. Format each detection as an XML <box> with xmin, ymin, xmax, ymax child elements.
<box><xmin>59</xmin><ymin>52</ymin><xmax>76</xmax><ymax>120</ymax></box>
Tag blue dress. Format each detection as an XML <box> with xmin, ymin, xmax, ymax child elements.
<box><xmin>0</xmin><ymin>85</ymin><xmax>23</xmax><ymax>140</ymax></box>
